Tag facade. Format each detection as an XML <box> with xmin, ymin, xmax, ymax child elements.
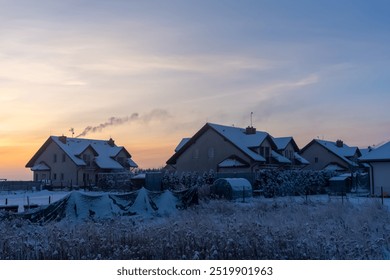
<box><xmin>166</xmin><ymin>123</ymin><xmax>308</xmax><ymax>173</ymax></box>
<box><xmin>300</xmin><ymin>139</ymin><xmax>361</xmax><ymax>172</ymax></box>
<box><xmin>25</xmin><ymin>136</ymin><xmax>138</xmax><ymax>187</ymax></box>
<box><xmin>359</xmin><ymin>141</ymin><xmax>390</xmax><ymax>196</ymax></box>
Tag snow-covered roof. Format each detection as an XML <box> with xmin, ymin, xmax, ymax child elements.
<box><xmin>218</xmin><ymin>158</ymin><xmax>247</xmax><ymax>168</ymax></box>
<box><xmin>214</xmin><ymin>178</ymin><xmax>252</xmax><ymax>192</ymax></box>
<box><xmin>329</xmin><ymin>174</ymin><xmax>351</xmax><ymax>181</ymax></box>
<box><xmin>314</xmin><ymin>140</ymin><xmax>359</xmax><ymax>167</ymax></box>
<box><xmin>271</xmin><ymin>150</ymin><xmax>291</xmax><ymax>164</ymax></box>
<box><xmin>175</xmin><ymin>138</ymin><xmax>191</xmax><ymax>152</ymax></box>
<box><xmin>31</xmin><ymin>162</ymin><xmax>50</xmax><ymax>171</ymax></box>
<box><xmin>273</xmin><ymin>137</ymin><xmax>293</xmax><ymax>150</ymax></box>
<box><xmin>24</xmin><ymin>136</ymin><xmax>138</xmax><ymax>170</ymax></box>
<box><xmin>359</xmin><ymin>141</ymin><xmax>390</xmax><ymax>162</ymax></box>
<box><xmin>323</xmin><ymin>163</ymin><xmax>347</xmax><ymax>171</ymax></box>
<box><xmin>208</xmin><ymin>123</ymin><xmax>269</xmax><ymax>162</ymax></box>
<box><xmin>294</xmin><ymin>152</ymin><xmax>310</xmax><ymax>165</ymax></box>
<box><xmin>51</xmin><ymin>136</ymin><xmax>130</xmax><ymax>169</ymax></box>
<box><xmin>127</xmin><ymin>158</ymin><xmax>139</xmax><ymax>168</ymax></box>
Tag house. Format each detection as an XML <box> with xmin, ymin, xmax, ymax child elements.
<box><xmin>25</xmin><ymin>136</ymin><xmax>138</xmax><ymax>187</ymax></box>
<box><xmin>166</xmin><ymin>123</ymin><xmax>308</xmax><ymax>173</ymax></box>
<box><xmin>359</xmin><ymin>141</ymin><xmax>390</xmax><ymax>196</ymax></box>
<box><xmin>300</xmin><ymin>139</ymin><xmax>361</xmax><ymax>172</ymax></box>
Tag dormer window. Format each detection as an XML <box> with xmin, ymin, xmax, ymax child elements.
<box><xmin>260</xmin><ymin>147</ymin><xmax>270</xmax><ymax>163</ymax></box>
<box><xmin>83</xmin><ymin>154</ymin><xmax>92</xmax><ymax>167</ymax></box>
<box><xmin>117</xmin><ymin>157</ymin><xmax>125</xmax><ymax>166</ymax></box>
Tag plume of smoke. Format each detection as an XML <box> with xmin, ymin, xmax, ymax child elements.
<box><xmin>75</xmin><ymin>109</ymin><xmax>171</xmax><ymax>138</ymax></box>
<box><xmin>76</xmin><ymin>113</ymin><xmax>139</xmax><ymax>138</ymax></box>
<box><xmin>141</xmin><ymin>108</ymin><xmax>171</xmax><ymax>123</ymax></box>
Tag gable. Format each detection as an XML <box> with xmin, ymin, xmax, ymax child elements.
<box><xmin>301</xmin><ymin>139</ymin><xmax>358</xmax><ymax>167</ymax></box>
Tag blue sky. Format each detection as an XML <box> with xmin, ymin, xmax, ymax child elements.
<box><xmin>1</xmin><ymin>0</ymin><xmax>390</xmax><ymax>179</ymax></box>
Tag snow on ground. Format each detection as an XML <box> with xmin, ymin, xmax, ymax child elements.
<box><xmin>0</xmin><ymin>189</ymin><xmax>69</xmax><ymax>212</ymax></box>
<box><xmin>1</xmin><ymin>189</ymin><xmax>390</xmax><ymax>259</ymax></box>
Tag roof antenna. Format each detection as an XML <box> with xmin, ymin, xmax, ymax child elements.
<box><xmin>250</xmin><ymin>112</ymin><xmax>253</xmax><ymax>127</ymax></box>
<box><xmin>69</xmin><ymin>128</ymin><xmax>75</xmax><ymax>137</ymax></box>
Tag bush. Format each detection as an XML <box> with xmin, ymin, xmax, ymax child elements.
<box><xmin>256</xmin><ymin>169</ymin><xmax>334</xmax><ymax>197</ymax></box>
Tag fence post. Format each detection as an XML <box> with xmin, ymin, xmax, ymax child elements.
<box><xmin>381</xmin><ymin>187</ymin><xmax>384</xmax><ymax>205</ymax></box>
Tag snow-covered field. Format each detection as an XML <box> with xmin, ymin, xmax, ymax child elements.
<box><xmin>0</xmin><ymin>190</ymin><xmax>390</xmax><ymax>260</ymax></box>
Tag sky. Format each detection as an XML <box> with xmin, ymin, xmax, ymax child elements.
<box><xmin>1</xmin><ymin>0</ymin><xmax>390</xmax><ymax>180</ymax></box>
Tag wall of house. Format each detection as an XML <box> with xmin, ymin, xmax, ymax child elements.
<box><xmin>300</xmin><ymin>142</ymin><xmax>349</xmax><ymax>170</ymax></box>
<box><xmin>174</xmin><ymin>128</ymin><xmax>253</xmax><ymax>173</ymax></box>
<box><xmin>31</xmin><ymin>141</ymin><xmax>79</xmax><ymax>187</ymax></box>
<box><xmin>370</xmin><ymin>162</ymin><xmax>390</xmax><ymax>196</ymax></box>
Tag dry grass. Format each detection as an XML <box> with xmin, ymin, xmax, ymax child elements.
<box><xmin>0</xmin><ymin>197</ymin><xmax>389</xmax><ymax>260</ymax></box>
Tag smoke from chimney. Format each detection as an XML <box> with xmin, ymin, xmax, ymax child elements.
<box><xmin>76</xmin><ymin>113</ymin><xmax>139</xmax><ymax>138</ymax></box>
<box><xmin>75</xmin><ymin>109</ymin><xmax>171</xmax><ymax>138</ymax></box>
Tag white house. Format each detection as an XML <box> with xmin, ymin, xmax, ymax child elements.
<box><xmin>26</xmin><ymin>136</ymin><xmax>138</xmax><ymax>187</ymax></box>
<box><xmin>359</xmin><ymin>141</ymin><xmax>390</xmax><ymax>196</ymax></box>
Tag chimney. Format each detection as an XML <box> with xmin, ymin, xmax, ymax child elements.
<box><xmin>107</xmin><ymin>138</ymin><xmax>115</xmax><ymax>147</ymax></box>
<box><xmin>336</xmin><ymin>139</ymin><xmax>343</xmax><ymax>148</ymax></box>
<box><xmin>59</xmin><ymin>135</ymin><xmax>67</xmax><ymax>144</ymax></box>
<box><xmin>245</xmin><ymin>126</ymin><xmax>256</xmax><ymax>135</ymax></box>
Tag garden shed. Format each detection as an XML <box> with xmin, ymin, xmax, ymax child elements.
<box><xmin>211</xmin><ymin>178</ymin><xmax>253</xmax><ymax>200</ymax></box>
<box><xmin>328</xmin><ymin>174</ymin><xmax>352</xmax><ymax>194</ymax></box>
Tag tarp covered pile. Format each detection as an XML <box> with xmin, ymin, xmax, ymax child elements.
<box><xmin>14</xmin><ymin>187</ymin><xmax>198</xmax><ymax>223</ymax></box>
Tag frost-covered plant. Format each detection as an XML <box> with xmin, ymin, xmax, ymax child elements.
<box><xmin>1</xmin><ymin>196</ymin><xmax>390</xmax><ymax>260</ymax></box>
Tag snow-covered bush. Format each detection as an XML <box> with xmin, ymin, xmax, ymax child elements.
<box><xmin>256</xmin><ymin>169</ymin><xmax>334</xmax><ymax>197</ymax></box>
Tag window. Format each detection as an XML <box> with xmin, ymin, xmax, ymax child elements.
<box><xmin>315</xmin><ymin>157</ymin><xmax>319</xmax><ymax>163</ymax></box>
<box><xmin>53</xmin><ymin>154</ymin><xmax>57</xmax><ymax>163</ymax></box>
<box><xmin>117</xmin><ymin>157</ymin><xmax>125</xmax><ymax>165</ymax></box>
<box><xmin>192</xmin><ymin>148</ymin><xmax>199</xmax><ymax>159</ymax></box>
<box><xmin>83</xmin><ymin>154</ymin><xmax>92</xmax><ymax>166</ymax></box>
<box><xmin>53</xmin><ymin>173</ymin><xmax>57</xmax><ymax>180</ymax></box>
<box><xmin>61</xmin><ymin>173</ymin><xmax>64</xmax><ymax>180</ymax></box>
<box><xmin>208</xmin><ymin>147</ymin><xmax>215</xmax><ymax>159</ymax></box>
<box><xmin>62</xmin><ymin>153</ymin><xmax>66</xmax><ymax>162</ymax></box>
<box><xmin>260</xmin><ymin>147</ymin><xmax>270</xmax><ymax>163</ymax></box>
<box><xmin>265</xmin><ymin>147</ymin><xmax>270</xmax><ymax>163</ymax></box>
